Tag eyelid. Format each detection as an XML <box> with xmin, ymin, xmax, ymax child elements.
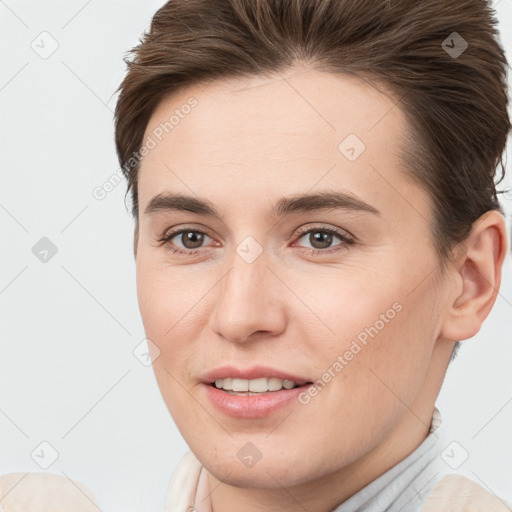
<box><xmin>293</xmin><ymin>223</ymin><xmax>355</xmax><ymax>242</ymax></box>
<box><xmin>158</xmin><ymin>223</ymin><xmax>355</xmax><ymax>255</ymax></box>
<box><xmin>160</xmin><ymin>223</ymin><xmax>212</xmax><ymax>239</ymax></box>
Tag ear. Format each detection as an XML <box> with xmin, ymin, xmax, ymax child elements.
<box><xmin>134</xmin><ymin>221</ymin><xmax>139</xmax><ymax>260</ymax></box>
<box><xmin>440</xmin><ymin>210</ymin><xmax>508</xmax><ymax>342</ymax></box>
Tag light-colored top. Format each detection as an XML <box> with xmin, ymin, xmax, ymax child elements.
<box><xmin>332</xmin><ymin>408</ymin><xmax>447</xmax><ymax>511</ymax></box>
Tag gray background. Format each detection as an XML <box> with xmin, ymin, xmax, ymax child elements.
<box><xmin>1</xmin><ymin>1</ymin><xmax>511</xmax><ymax>510</ymax></box>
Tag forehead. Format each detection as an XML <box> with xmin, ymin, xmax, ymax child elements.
<box><xmin>142</xmin><ymin>66</ymin><xmax>405</xmax><ymax>156</ymax></box>
<box><xmin>138</xmin><ymin>65</ymin><xmax>428</xmax><ymax>221</ymax></box>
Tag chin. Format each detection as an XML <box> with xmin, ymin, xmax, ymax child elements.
<box><xmin>198</xmin><ymin>447</ymin><xmax>328</xmax><ymax>489</ymax></box>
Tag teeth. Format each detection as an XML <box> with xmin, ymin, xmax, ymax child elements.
<box><xmin>213</xmin><ymin>377</ymin><xmax>301</xmax><ymax>392</ymax></box>
<box><xmin>233</xmin><ymin>378</ymin><xmax>249</xmax><ymax>392</ymax></box>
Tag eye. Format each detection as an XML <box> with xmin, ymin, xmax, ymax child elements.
<box><xmin>157</xmin><ymin>226</ymin><xmax>214</xmax><ymax>255</ymax></box>
<box><xmin>293</xmin><ymin>225</ymin><xmax>354</xmax><ymax>254</ymax></box>
<box><xmin>157</xmin><ymin>224</ymin><xmax>354</xmax><ymax>256</ymax></box>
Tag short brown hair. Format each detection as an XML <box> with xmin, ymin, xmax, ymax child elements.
<box><xmin>114</xmin><ymin>0</ymin><xmax>510</xmax><ymax>269</ymax></box>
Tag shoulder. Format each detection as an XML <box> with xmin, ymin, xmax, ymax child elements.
<box><xmin>0</xmin><ymin>472</ymin><xmax>98</xmax><ymax>511</ymax></box>
<box><xmin>422</xmin><ymin>473</ymin><xmax>512</xmax><ymax>512</ymax></box>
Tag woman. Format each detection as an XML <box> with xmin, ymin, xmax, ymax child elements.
<box><xmin>1</xmin><ymin>0</ymin><xmax>510</xmax><ymax>510</ymax></box>
<box><xmin>112</xmin><ymin>0</ymin><xmax>512</xmax><ymax>509</ymax></box>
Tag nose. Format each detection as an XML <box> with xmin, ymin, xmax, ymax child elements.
<box><xmin>209</xmin><ymin>250</ymin><xmax>287</xmax><ymax>344</ymax></box>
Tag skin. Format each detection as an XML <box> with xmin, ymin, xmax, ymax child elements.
<box><xmin>134</xmin><ymin>63</ymin><xmax>507</xmax><ymax>512</ymax></box>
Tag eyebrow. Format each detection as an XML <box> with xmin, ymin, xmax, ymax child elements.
<box><xmin>143</xmin><ymin>190</ymin><xmax>380</xmax><ymax>219</ymax></box>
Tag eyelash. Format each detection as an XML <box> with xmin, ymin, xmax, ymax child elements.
<box><xmin>156</xmin><ymin>224</ymin><xmax>355</xmax><ymax>256</ymax></box>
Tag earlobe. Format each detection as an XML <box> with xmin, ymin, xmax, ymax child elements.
<box><xmin>440</xmin><ymin>210</ymin><xmax>508</xmax><ymax>342</ymax></box>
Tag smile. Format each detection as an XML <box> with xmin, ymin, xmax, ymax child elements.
<box><xmin>212</xmin><ymin>377</ymin><xmax>306</xmax><ymax>393</ymax></box>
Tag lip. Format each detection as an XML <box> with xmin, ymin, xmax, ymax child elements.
<box><xmin>203</xmin><ymin>383</ymin><xmax>310</xmax><ymax>418</ymax></box>
<box><xmin>200</xmin><ymin>365</ymin><xmax>313</xmax><ymax>419</ymax></box>
<box><xmin>200</xmin><ymin>365</ymin><xmax>311</xmax><ymax>385</ymax></box>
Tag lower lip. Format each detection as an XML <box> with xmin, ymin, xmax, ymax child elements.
<box><xmin>203</xmin><ymin>383</ymin><xmax>309</xmax><ymax>418</ymax></box>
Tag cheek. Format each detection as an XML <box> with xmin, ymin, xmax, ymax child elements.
<box><xmin>135</xmin><ymin>258</ymin><xmax>200</xmax><ymax>424</ymax></box>
<box><xmin>315</xmin><ymin>274</ymin><xmax>438</xmax><ymax>404</ymax></box>
<box><xmin>300</xmin><ymin>294</ymin><xmax>436</xmax><ymax>465</ymax></box>
<box><xmin>136</xmin><ymin>252</ymin><xmax>199</xmax><ymax>338</ymax></box>
<box><xmin>135</xmin><ymin>254</ymin><xmax>210</xmax><ymax>391</ymax></box>
<box><xmin>304</xmin><ymin>273</ymin><xmax>400</xmax><ymax>356</ymax></box>
<box><xmin>344</xmin><ymin>291</ymin><xmax>437</xmax><ymax>404</ymax></box>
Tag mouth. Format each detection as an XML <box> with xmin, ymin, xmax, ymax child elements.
<box><xmin>201</xmin><ymin>366</ymin><xmax>315</xmax><ymax>417</ymax></box>
<box><xmin>209</xmin><ymin>377</ymin><xmax>313</xmax><ymax>396</ymax></box>
<box><xmin>203</xmin><ymin>372</ymin><xmax>315</xmax><ymax>418</ymax></box>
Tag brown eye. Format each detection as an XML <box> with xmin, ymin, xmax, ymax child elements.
<box><xmin>177</xmin><ymin>231</ymin><xmax>206</xmax><ymax>249</ymax></box>
<box><xmin>158</xmin><ymin>228</ymin><xmax>213</xmax><ymax>255</ymax></box>
<box><xmin>295</xmin><ymin>226</ymin><xmax>353</xmax><ymax>253</ymax></box>
<box><xmin>306</xmin><ymin>231</ymin><xmax>335</xmax><ymax>250</ymax></box>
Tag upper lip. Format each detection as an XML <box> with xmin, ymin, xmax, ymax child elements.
<box><xmin>201</xmin><ymin>365</ymin><xmax>312</xmax><ymax>385</ymax></box>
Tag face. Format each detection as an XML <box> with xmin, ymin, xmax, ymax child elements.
<box><xmin>135</xmin><ymin>64</ymin><xmax>454</xmax><ymax>490</ymax></box>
